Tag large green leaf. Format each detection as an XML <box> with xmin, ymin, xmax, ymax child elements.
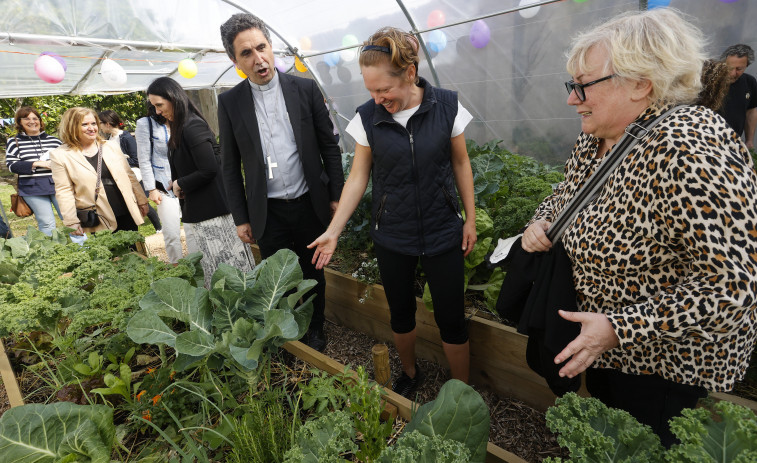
<box><xmin>0</xmin><ymin>402</ymin><xmax>115</xmax><ymax>463</ymax></box>
<box><xmin>404</xmin><ymin>379</ymin><xmax>490</xmax><ymax>463</ymax></box>
<box><xmin>282</xmin><ymin>280</ymin><xmax>318</xmax><ymax>311</ymax></box>
<box><xmin>246</xmin><ymin>249</ymin><xmax>303</xmax><ymax>313</ymax></box>
<box><xmin>210</xmin><ymin>287</ymin><xmax>243</xmax><ymax>333</ymax></box>
<box><xmin>126</xmin><ymin>311</ymin><xmax>177</xmax><ymax>347</ymax></box>
<box><xmin>175</xmin><ymin>330</ymin><xmax>215</xmax><ymax>356</ymax></box>
<box><xmin>138</xmin><ymin>277</ymin><xmax>196</xmax><ymax>322</ymax></box>
<box><xmin>6</xmin><ymin>237</ymin><xmax>30</xmax><ymax>258</ymax></box>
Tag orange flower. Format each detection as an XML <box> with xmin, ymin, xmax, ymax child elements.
<box><xmin>136</xmin><ymin>390</ymin><xmax>147</xmax><ymax>401</ymax></box>
<box><xmin>169</xmin><ymin>370</ymin><xmax>176</xmax><ymax>380</ymax></box>
<box><xmin>151</xmin><ymin>394</ymin><xmax>162</xmax><ymax>405</ymax></box>
<box><xmin>142</xmin><ymin>410</ymin><xmax>151</xmax><ymax>421</ymax></box>
<box><xmin>146</xmin><ymin>367</ymin><xmax>156</xmax><ymax>374</ymax></box>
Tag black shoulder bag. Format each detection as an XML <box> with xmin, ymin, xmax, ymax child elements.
<box><xmin>76</xmin><ymin>145</ymin><xmax>103</xmax><ymax>228</ymax></box>
<box><xmin>494</xmin><ymin>105</ymin><xmax>683</xmax><ymax>396</ymax></box>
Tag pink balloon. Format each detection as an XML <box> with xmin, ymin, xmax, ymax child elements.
<box><xmin>274</xmin><ymin>56</ymin><xmax>287</xmax><ymax>73</ymax></box>
<box><xmin>427</xmin><ymin>10</ymin><xmax>445</xmax><ymax>28</ymax></box>
<box><xmin>41</xmin><ymin>52</ymin><xmax>67</xmax><ymax>71</ymax></box>
<box><xmin>470</xmin><ymin>20</ymin><xmax>491</xmax><ymax>49</ymax></box>
<box><xmin>34</xmin><ymin>54</ymin><xmax>65</xmax><ymax>84</ymax></box>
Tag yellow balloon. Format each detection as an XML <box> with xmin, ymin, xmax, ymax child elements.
<box><xmin>178</xmin><ymin>59</ymin><xmax>198</xmax><ymax>79</ymax></box>
<box><xmin>235</xmin><ymin>66</ymin><xmax>247</xmax><ymax>78</ymax></box>
<box><xmin>295</xmin><ymin>57</ymin><xmax>307</xmax><ymax>73</ymax></box>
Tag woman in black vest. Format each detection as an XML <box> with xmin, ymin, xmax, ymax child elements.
<box><xmin>309</xmin><ymin>27</ymin><xmax>477</xmax><ymax>398</ymax></box>
<box><xmin>147</xmin><ymin>77</ymin><xmax>255</xmax><ymax>287</ymax></box>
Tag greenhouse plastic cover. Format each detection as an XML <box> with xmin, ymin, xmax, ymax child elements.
<box><xmin>1</xmin><ymin>0</ymin><xmax>756</xmax><ymax>161</ymax></box>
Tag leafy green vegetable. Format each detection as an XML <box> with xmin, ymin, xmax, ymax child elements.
<box><xmin>0</xmin><ymin>402</ymin><xmax>115</xmax><ymax>463</ymax></box>
<box><xmin>666</xmin><ymin>400</ymin><xmax>757</xmax><ymax>463</ymax></box>
<box><xmin>377</xmin><ymin>430</ymin><xmax>470</xmax><ymax>463</ymax></box>
<box><xmin>283</xmin><ymin>410</ymin><xmax>357</xmax><ymax>463</ymax></box>
<box><xmin>404</xmin><ymin>379</ymin><xmax>490</xmax><ymax>463</ymax></box>
<box><xmin>545</xmin><ymin>393</ymin><xmax>664</xmax><ymax>463</ymax></box>
<box><xmin>128</xmin><ymin>249</ymin><xmax>316</xmax><ymax>376</ymax></box>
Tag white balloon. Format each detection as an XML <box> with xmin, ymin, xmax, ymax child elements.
<box><xmin>519</xmin><ymin>0</ymin><xmax>541</xmax><ymax>19</ymax></box>
<box><xmin>100</xmin><ymin>58</ymin><xmax>127</xmax><ymax>87</ymax></box>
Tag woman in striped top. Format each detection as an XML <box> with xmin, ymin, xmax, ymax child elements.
<box><xmin>5</xmin><ymin>106</ymin><xmax>63</xmax><ymax>235</ymax></box>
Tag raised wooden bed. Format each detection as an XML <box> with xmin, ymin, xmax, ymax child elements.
<box><xmin>322</xmin><ymin>267</ymin><xmax>757</xmax><ymax>414</ymax></box>
<box><xmin>284</xmin><ymin>340</ymin><xmax>525</xmax><ymax>463</ymax></box>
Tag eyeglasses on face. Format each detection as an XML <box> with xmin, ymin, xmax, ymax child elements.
<box><xmin>564</xmin><ymin>74</ymin><xmax>616</xmax><ymax>101</ymax></box>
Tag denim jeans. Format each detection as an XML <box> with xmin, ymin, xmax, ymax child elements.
<box><xmin>23</xmin><ymin>194</ymin><xmax>62</xmax><ymax>236</ymax></box>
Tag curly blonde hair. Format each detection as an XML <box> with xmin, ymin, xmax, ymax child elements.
<box><xmin>566</xmin><ymin>8</ymin><xmax>705</xmax><ymax>105</ymax></box>
<box><xmin>58</xmin><ymin>107</ymin><xmax>104</xmax><ymax>150</ymax></box>
<box><xmin>359</xmin><ymin>27</ymin><xmax>420</xmax><ymax>84</ymax></box>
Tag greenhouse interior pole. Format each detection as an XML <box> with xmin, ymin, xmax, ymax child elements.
<box><xmin>395</xmin><ymin>0</ymin><xmax>441</xmax><ymax>88</ymax></box>
<box><xmin>70</xmin><ymin>50</ymin><xmax>113</xmax><ymax>95</ymax></box>
<box><xmin>218</xmin><ymin>0</ymin><xmax>350</xmax><ymax>148</ymax></box>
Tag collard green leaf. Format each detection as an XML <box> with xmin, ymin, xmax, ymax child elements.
<box><xmin>173</xmin><ymin>353</ymin><xmax>204</xmax><ymax>372</ymax></box>
<box><xmin>404</xmin><ymin>379</ymin><xmax>490</xmax><ymax>463</ymax></box>
<box><xmin>211</xmin><ymin>263</ymin><xmax>252</xmax><ymax>294</ymax></box>
<box><xmin>175</xmin><ymin>330</ymin><xmax>215</xmax><ymax>356</ymax></box>
<box><xmin>247</xmin><ymin>249</ymin><xmax>303</xmax><ymax>312</ymax></box>
<box><xmin>126</xmin><ymin>311</ymin><xmax>177</xmax><ymax>347</ymax></box>
<box><xmin>210</xmin><ymin>288</ymin><xmax>243</xmax><ymax>333</ymax></box>
<box><xmin>292</xmin><ymin>296</ymin><xmax>315</xmax><ymax>340</ymax></box>
<box><xmin>138</xmin><ymin>277</ymin><xmax>196</xmax><ymax>322</ymax></box>
<box><xmin>283</xmin><ymin>279</ymin><xmax>318</xmax><ymax>311</ymax></box>
<box><xmin>0</xmin><ymin>402</ymin><xmax>115</xmax><ymax>463</ymax></box>
<box><xmin>6</xmin><ymin>237</ymin><xmax>30</xmax><ymax>258</ymax></box>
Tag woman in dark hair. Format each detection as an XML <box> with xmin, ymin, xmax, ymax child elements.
<box><xmin>98</xmin><ymin>109</ymin><xmax>162</xmax><ymax>233</ymax></box>
<box><xmin>5</xmin><ymin>106</ymin><xmax>63</xmax><ymax>235</ymax></box>
<box><xmin>135</xmin><ymin>103</ymin><xmax>183</xmax><ymax>263</ymax></box>
<box><xmin>146</xmin><ymin>76</ymin><xmax>254</xmax><ymax>286</ymax></box>
<box><xmin>695</xmin><ymin>59</ymin><xmax>730</xmax><ymax>111</ymax></box>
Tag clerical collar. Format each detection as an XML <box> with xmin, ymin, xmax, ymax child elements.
<box><xmin>248</xmin><ymin>71</ymin><xmax>280</xmax><ymax>92</ymax></box>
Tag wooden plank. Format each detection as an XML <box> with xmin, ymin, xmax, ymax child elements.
<box><xmin>283</xmin><ymin>340</ymin><xmax>526</xmax><ymax>463</ymax></box>
<box><xmin>0</xmin><ymin>339</ymin><xmax>24</xmax><ymax>408</ymax></box>
<box><xmin>711</xmin><ymin>391</ymin><xmax>757</xmax><ymax>413</ymax></box>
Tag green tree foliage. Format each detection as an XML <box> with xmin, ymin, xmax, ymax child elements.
<box><xmin>0</xmin><ymin>92</ymin><xmax>147</xmax><ymax>144</ymax></box>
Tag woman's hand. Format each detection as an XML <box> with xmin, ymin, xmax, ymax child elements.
<box><xmin>148</xmin><ymin>189</ymin><xmax>162</xmax><ymax>205</ymax></box>
<box><xmin>139</xmin><ymin>204</ymin><xmax>149</xmax><ymax>217</ymax></box>
<box><xmin>522</xmin><ymin>220</ymin><xmax>552</xmax><ymax>252</ymax></box>
<box><xmin>462</xmin><ymin>218</ymin><xmax>477</xmax><ymax>257</ymax></box>
<box><xmin>71</xmin><ymin>224</ymin><xmax>84</xmax><ymax>236</ymax></box>
<box><xmin>307</xmin><ymin>231</ymin><xmax>340</xmax><ymax>270</ymax></box>
<box><xmin>554</xmin><ymin>310</ymin><xmax>620</xmax><ymax>378</ymax></box>
<box><xmin>32</xmin><ymin>160</ymin><xmax>51</xmax><ymax>169</ymax></box>
<box><xmin>172</xmin><ymin>181</ymin><xmax>184</xmax><ymax>199</ymax></box>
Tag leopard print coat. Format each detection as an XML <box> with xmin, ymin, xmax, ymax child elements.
<box><xmin>530</xmin><ymin>103</ymin><xmax>757</xmax><ymax>392</ymax></box>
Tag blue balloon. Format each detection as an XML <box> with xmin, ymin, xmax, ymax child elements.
<box><xmin>427</xmin><ymin>30</ymin><xmax>447</xmax><ymax>53</ymax></box>
<box><xmin>647</xmin><ymin>0</ymin><xmax>671</xmax><ymax>9</ymax></box>
<box><xmin>324</xmin><ymin>52</ymin><xmax>340</xmax><ymax>67</ymax></box>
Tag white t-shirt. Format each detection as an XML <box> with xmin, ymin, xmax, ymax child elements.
<box><xmin>345</xmin><ymin>101</ymin><xmax>473</xmax><ymax>147</ymax></box>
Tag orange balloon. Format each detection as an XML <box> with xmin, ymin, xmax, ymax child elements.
<box><xmin>295</xmin><ymin>56</ymin><xmax>307</xmax><ymax>72</ymax></box>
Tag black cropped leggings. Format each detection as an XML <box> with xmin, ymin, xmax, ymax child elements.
<box><xmin>374</xmin><ymin>243</ymin><xmax>468</xmax><ymax>344</ymax></box>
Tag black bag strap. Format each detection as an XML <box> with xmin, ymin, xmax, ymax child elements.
<box><xmin>147</xmin><ymin>116</ymin><xmax>154</xmax><ymax>162</ymax></box>
<box><xmin>546</xmin><ymin>105</ymin><xmax>684</xmax><ymax>243</ymax></box>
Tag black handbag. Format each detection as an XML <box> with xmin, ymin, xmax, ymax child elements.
<box><xmin>76</xmin><ymin>145</ymin><xmax>103</xmax><ymax>228</ymax></box>
<box><xmin>494</xmin><ymin>105</ymin><xmax>684</xmax><ymax>396</ymax></box>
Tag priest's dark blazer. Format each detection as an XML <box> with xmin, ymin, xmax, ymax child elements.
<box><xmin>218</xmin><ymin>72</ymin><xmax>344</xmax><ymax>240</ymax></box>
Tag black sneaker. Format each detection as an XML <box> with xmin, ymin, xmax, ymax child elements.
<box><xmin>392</xmin><ymin>364</ymin><xmax>423</xmax><ymax>399</ymax></box>
<box><xmin>305</xmin><ymin>327</ymin><xmax>327</xmax><ymax>352</ymax></box>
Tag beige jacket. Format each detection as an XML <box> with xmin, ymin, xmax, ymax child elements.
<box><xmin>50</xmin><ymin>142</ymin><xmax>148</xmax><ymax>232</ymax></box>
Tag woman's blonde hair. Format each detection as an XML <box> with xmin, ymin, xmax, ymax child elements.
<box><xmin>58</xmin><ymin>107</ymin><xmax>104</xmax><ymax>150</ymax></box>
<box><xmin>359</xmin><ymin>27</ymin><xmax>420</xmax><ymax>84</ymax></box>
<box><xmin>566</xmin><ymin>8</ymin><xmax>705</xmax><ymax>105</ymax></box>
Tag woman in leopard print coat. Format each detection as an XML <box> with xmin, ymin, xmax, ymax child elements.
<box><xmin>521</xmin><ymin>8</ymin><xmax>757</xmax><ymax>445</ymax></box>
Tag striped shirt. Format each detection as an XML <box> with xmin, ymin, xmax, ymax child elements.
<box><xmin>5</xmin><ymin>131</ymin><xmax>62</xmax><ymax>196</ymax></box>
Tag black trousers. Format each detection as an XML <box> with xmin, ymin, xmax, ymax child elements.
<box><xmin>586</xmin><ymin>368</ymin><xmax>707</xmax><ymax>448</ymax></box>
<box><xmin>374</xmin><ymin>243</ymin><xmax>468</xmax><ymax>344</ymax></box>
<box><xmin>257</xmin><ymin>194</ymin><xmax>326</xmax><ymax>331</ymax></box>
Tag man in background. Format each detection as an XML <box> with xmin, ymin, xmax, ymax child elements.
<box><xmin>721</xmin><ymin>44</ymin><xmax>757</xmax><ymax>149</ymax></box>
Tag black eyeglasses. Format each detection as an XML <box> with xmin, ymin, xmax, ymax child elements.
<box><xmin>564</xmin><ymin>74</ymin><xmax>616</xmax><ymax>101</ymax></box>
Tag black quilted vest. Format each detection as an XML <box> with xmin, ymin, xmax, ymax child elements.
<box><xmin>357</xmin><ymin>77</ymin><xmax>463</xmax><ymax>256</ymax></box>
